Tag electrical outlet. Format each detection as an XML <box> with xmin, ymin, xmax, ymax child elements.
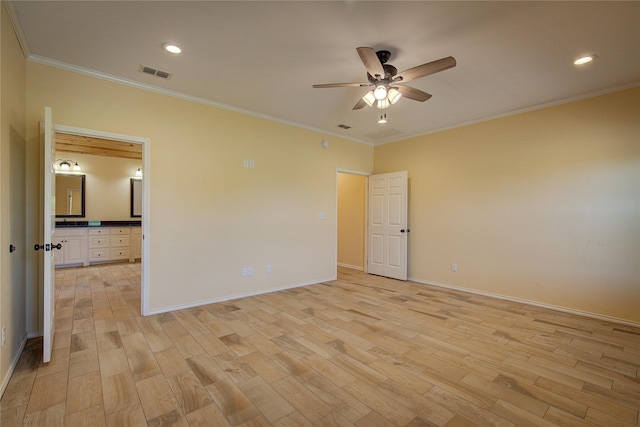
<box><xmin>248</xmin><ymin>267</ymin><xmax>254</xmax><ymax>276</ymax></box>
<box><xmin>451</xmin><ymin>263</ymin><xmax>458</xmax><ymax>272</ymax></box>
<box><xmin>242</xmin><ymin>268</ymin><xmax>248</xmax><ymax>277</ymax></box>
<box><xmin>1</xmin><ymin>327</ymin><xmax>6</xmax><ymax>347</ymax></box>
<box><xmin>266</xmin><ymin>264</ymin><xmax>272</xmax><ymax>274</ymax></box>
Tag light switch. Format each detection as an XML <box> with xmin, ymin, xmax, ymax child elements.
<box><xmin>318</xmin><ymin>212</ymin><xmax>327</xmax><ymax>220</ymax></box>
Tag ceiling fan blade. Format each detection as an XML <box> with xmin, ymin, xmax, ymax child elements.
<box><xmin>312</xmin><ymin>82</ymin><xmax>371</xmax><ymax>89</ymax></box>
<box><xmin>357</xmin><ymin>47</ymin><xmax>385</xmax><ymax>78</ymax></box>
<box><xmin>397</xmin><ymin>85</ymin><xmax>432</xmax><ymax>102</ymax></box>
<box><xmin>395</xmin><ymin>56</ymin><xmax>456</xmax><ymax>83</ymax></box>
<box><xmin>352</xmin><ymin>98</ymin><xmax>367</xmax><ymax>110</ymax></box>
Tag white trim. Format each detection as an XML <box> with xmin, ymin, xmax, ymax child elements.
<box><xmin>338</xmin><ymin>263</ymin><xmax>364</xmax><ymax>271</ymax></box>
<box><xmin>55</xmin><ymin>125</ymin><xmax>148</xmax><ymax>145</ymax></box>
<box><xmin>147</xmin><ymin>277</ymin><xmax>336</xmax><ymax>316</ymax></box>
<box><xmin>377</xmin><ymin>82</ymin><xmax>640</xmax><ymax>146</ymax></box>
<box><xmin>409</xmin><ymin>277</ymin><xmax>640</xmax><ymax>328</ymax></box>
<box><xmin>52</xmin><ymin>124</ymin><xmax>152</xmax><ymax>316</ymax></box>
<box><xmin>0</xmin><ymin>336</ymin><xmax>27</xmax><ymax>399</ymax></box>
<box><xmin>336</xmin><ymin>168</ymin><xmax>371</xmax><ymax>177</ymax></box>
<box><xmin>28</xmin><ymin>55</ymin><xmax>369</xmax><ymax>146</ymax></box>
<box><xmin>11</xmin><ymin>13</ymin><xmax>636</xmax><ymax>149</ymax></box>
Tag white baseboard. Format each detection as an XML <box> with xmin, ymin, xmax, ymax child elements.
<box><xmin>409</xmin><ymin>277</ymin><xmax>640</xmax><ymax>328</ymax></box>
<box><xmin>337</xmin><ymin>263</ymin><xmax>364</xmax><ymax>271</ymax></box>
<box><xmin>147</xmin><ymin>276</ymin><xmax>337</xmax><ymax>316</ymax></box>
<box><xmin>0</xmin><ymin>335</ymin><xmax>28</xmax><ymax>399</ymax></box>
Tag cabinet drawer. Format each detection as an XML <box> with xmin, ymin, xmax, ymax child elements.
<box><xmin>89</xmin><ymin>236</ymin><xmax>109</xmax><ymax>248</ymax></box>
<box><xmin>110</xmin><ymin>228</ymin><xmax>130</xmax><ymax>235</ymax></box>
<box><xmin>55</xmin><ymin>228</ymin><xmax>87</xmax><ymax>238</ymax></box>
<box><xmin>89</xmin><ymin>249</ymin><xmax>109</xmax><ymax>261</ymax></box>
<box><xmin>88</xmin><ymin>228</ymin><xmax>110</xmax><ymax>235</ymax></box>
<box><xmin>110</xmin><ymin>235</ymin><xmax>130</xmax><ymax>247</ymax></box>
<box><xmin>111</xmin><ymin>247</ymin><xmax>130</xmax><ymax>260</ymax></box>
<box><xmin>131</xmin><ymin>227</ymin><xmax>142</xmax><ymax>236</ymax></box>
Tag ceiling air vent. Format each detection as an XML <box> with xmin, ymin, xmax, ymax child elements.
<box><xmin>337</xmin><ymin>124</ymin><xmax>351</xmax><ymax>130</ymax></box>
<box><xmin>139</xmin><ymin>65</ymin><xmax>172</xmax><ymax>79</ymax></box>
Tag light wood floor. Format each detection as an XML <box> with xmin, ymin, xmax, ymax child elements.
<box><xmin>1</xmin><ymin>264</ymin><xmax>639</xmax><ymax>426</ymax></box>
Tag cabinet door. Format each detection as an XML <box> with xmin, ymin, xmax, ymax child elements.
<box><xmin>64</xmin><ymin>235</ymin><xmax>86</xmax><ymax>264</ymax></box>
<box><xmin>131</xmin><ymin>229</ymin><xmax>142</xmax><ymax>261</ymax></box>
<box><xmin>54</xmin><ymin>237</ymin><xmax>66</xmax><ymax>266</ymax></box>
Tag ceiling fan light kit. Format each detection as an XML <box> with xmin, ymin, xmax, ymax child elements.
<box><xmin>374</xmin><ymin>84</ymin><xmax>388</xmax><ymax>100</ymax></box>
<box><xmin>362</xmin><ymin>91</ymin><xmax>376</xmax><ymax>107</ymax></box>
<box><xmin>377</xmin><ymin>98</ymin><xmax>390</xmax><ymax>109</ymax></box>
<box><xmin>387</xmin><ymin>87</ymin><xmax>402</xmax><ymax>104</ymax></box>
<box><xmin>313</xmin><ymin>47</ymin><xmax>456</xmax><ymax>123</ymax></box>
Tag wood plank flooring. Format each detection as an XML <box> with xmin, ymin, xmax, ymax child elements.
<box><xmin>1</xmin><ymin>264</ymin><xmax>639</xmax><ymax>426</ymax></box>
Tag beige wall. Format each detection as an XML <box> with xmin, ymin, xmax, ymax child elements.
<box><xmin>25</xmin><ymin>62</ymin><xmax>374</xmax><ymax>319</ymax></box>
<box><xmin>375</xmin><ymin>88</ymin><xmax>640</xmax><ymax>322</ymax></box>
<box><xmin>1</xmin><ymin>1</ymin><xmax>27</xmax><ymax>393</ymax></box>
<box><xmin>337</xmin><ymin>173</ymin><xmax>366</xmax><ymax>269</ymax></box>
<box><xmin>54</xmin><ymin>153</ymin><xmax>142</xmax><ymax>221</ymax></box>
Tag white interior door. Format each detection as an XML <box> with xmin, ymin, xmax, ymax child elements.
<box><xmin>367</xmin><ymin>171</ymin><xmax>409</xmax><ymax>280</ymax></box>
<box><xmin>41</xmin><ymin>106</ymin><xmax>56</xmax><ymax>363</ymax></box>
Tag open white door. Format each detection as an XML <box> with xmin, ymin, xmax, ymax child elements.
<box><xmin>40</xmin><ymin>106</ymin><xmax>57</xmax><ymax>363</ymax></box>
<box><xmin>367</xmin><ymin>171</ymin><xmax>409</xmax><ymax>280</ymax></box>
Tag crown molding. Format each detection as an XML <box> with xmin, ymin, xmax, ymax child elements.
<box><xmin>27</xmin><ymin>54</ymin><xmax>371</xmax><ymax>147</ymax></box>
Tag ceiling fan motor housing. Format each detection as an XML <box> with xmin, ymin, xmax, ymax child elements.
<box><xmin>376</xmin><ymin>50</ymin><xmax>391</xmax><ymax>64</ymax></box>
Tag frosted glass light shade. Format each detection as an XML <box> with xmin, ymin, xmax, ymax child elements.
<box><xmin>376</xmin><ymin>98</ymin><xmax>390</xmax><ymax>109</ymax></box>
<box><xmin>362</xmin><ymin>91</ymin><xmax>376</xmax><ymax>107</ymax></box>
<box><xmin>373</xmin><ymin>85</ymin><xmax>387</xmax><ymax>101</ymax></box>
<box><xmin>388</xmin><ymin>87</ymin><xmax>402</xmax><ymax>104</ymax></box>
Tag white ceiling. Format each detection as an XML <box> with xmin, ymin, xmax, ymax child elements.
<box><xmin>7</xmin><ymin>1</ymin><xmax>640</xmax><ymax>145</ymax></box>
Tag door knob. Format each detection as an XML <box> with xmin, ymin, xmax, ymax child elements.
<box><xmin>9</xmin><ymin>244</ymin><xmax>16</xmax><ymax>253</ymax></box>
<box><xmin>34</xmin><ymin>243</ymin><xmax>61</xmax><ymax>251</ymax></box>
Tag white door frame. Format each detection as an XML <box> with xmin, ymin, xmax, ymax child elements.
<box><xmin>54</xmin><ymin>124</ymin><xmax>151</xmax><ymax>315</ymax></box>
<box><xmin>336</xmin><ymin>168</ymin><xmax>370</xmax><ymax>275</ymax></box>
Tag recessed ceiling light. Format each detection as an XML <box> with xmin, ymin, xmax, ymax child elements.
<box><xmin>574</xmin><ymin>55</ymin><xmax>595</xmax><ymax>65</ymax></box>
<box><xmin>163</xmin><ymin>43</ymin><xmax>182</xmax><ymax>54</ymax></box>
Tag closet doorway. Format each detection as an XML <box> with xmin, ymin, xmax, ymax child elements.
<box><xmin>336</xmin><ymin>170</ymin><xmax>368</xmax><ymax>273</ymax></box>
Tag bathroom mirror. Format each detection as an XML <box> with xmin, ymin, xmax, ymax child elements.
<box><xmin>55</xmin><ymin>174</ymin><xmax>85</xmax><ymax>217</ymax></box>
<box><xmin>131</xmin><ymin>178</ymin><xmax>142</xmax><ymax>217</ymax></box>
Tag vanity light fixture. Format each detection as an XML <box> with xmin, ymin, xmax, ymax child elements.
<box><xmin>56</xmin><ymin>159</ymin><xmax>81</xmax><ymax>172</ymax></box>
<box><xmin>162</xmin><ymin>43</ymin><xmax>182</xmax><ymax>54</ymax></box>
<box><xmin>135</xmin><ymin>168</ymin><xmax>143</xmax><ymax>177</ymax></box>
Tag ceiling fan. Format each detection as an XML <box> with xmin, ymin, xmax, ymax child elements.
<box><xmin>313</xmin><ymin>47</ymin><xmax>456</xmax><ymax>112</ymax></box>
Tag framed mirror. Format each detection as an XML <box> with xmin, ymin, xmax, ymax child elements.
<box><xmin>131</xmin><ymin>178</ymin><xmax>142</xmax><ymax>217</ymax></box>
<box><xmin>55</xmin><ymin>174</ymin><xmax>86</xmax><ymax>217</ymax></box>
